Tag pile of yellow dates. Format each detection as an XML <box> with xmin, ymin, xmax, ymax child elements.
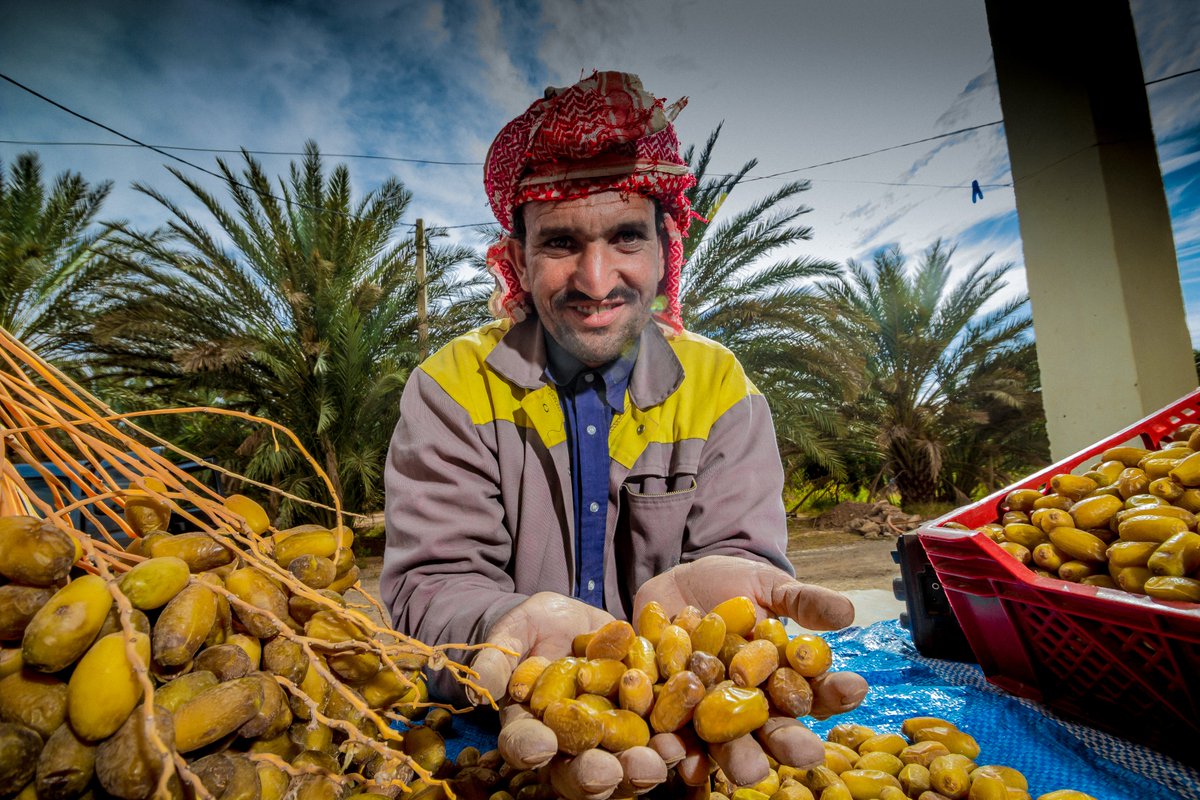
<box><xmin>396</xmin><ymin>719</ymin><xmax>1098</xmax><ymax>800</ymax></box>
<box><xmin>970</xmin><ymin>429</ymin><xmax>1200</xmax><ymax>601</ymax></box>
<box><xmin>435</xmin><ymin>611</ymin><xmax>1096</xmax><ymax>800</ymax></box>
<box><xmin>733</xmin><ymin>717</ymin><xmax>1095</xmax><ymax>800</ymax></box>
<box><xmin>0</xmin><ymin>504</ymin><xmax>429</xmax><ymax>800</ymax></box>
<box><xmin>497</xmin><ymin>597</ymin><xmax>835</xmax><ymax>790</ymax></box>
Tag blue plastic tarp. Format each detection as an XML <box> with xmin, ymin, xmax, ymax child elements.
<box><xmin>812</xmin><ymin>621</ymin><xmax>1199</xmax><ymax>800</ymax></box>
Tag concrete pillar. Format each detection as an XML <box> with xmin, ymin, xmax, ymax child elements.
<box><xmin>985</xmin><ymin>0</ymin><xmax>1195</xmax><ymax>460</ymax></box>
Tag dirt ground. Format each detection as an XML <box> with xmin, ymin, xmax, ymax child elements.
<box><xmin>355</xmin><ymin>518</ymin><xmax>901</xmax><ymax>613</ymax></box>
<box><xmin>785</xmin><ymin>523</ymin><xmax>903</xmax><ymax>591</ymax></box>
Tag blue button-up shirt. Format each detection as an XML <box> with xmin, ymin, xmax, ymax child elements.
<box><xmin>544</xmin><ymin>335</ymin><xmax>639</xmax><ymax>608</ymax></box>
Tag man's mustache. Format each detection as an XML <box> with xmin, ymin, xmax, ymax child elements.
<box><xmin>554</xmin><ymin>288</ymin><xmax>639</xmax><ymax>308</ymax></box>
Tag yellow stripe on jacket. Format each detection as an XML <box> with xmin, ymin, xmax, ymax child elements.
<box><xmin>419</xmin><ymin>319</ymin><xmax>761</xmax><ymax>467</ymax></box>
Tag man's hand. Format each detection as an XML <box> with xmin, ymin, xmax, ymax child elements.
<box><xmin>633</xmin><ymin>554</ymin><xmax>856</xmax><ymax>632</ymax></box>
<box><xmin>477</xmin><ymin>561</ymin><xmax>871</xmax><ymax>800</ymax></box>
<box><xmin>472</xmin><ymin>591</ymin><xmax>615</xmax><ymax>704</ymax></box>
<box><xmin>633</xmin><ymin>555</ymin><xmax>868</xmax><ymax>716</ymax></box>
<box><xmin>474</xmin><ymin>593</ymin><xmax>669</xmax><ymax>800</ymax></box>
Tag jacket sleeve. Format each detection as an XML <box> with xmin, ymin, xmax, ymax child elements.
<box><xmin>681</xmin><ymin>389</ymin><xmax>796</xmax><ymax>576</ymax></box>
<box><xmin>379</xmin><ymin>369</ymin><xmax>528</xmax><ymax>702</ymax></box>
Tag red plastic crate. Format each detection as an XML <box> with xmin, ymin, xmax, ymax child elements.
<box><xmin>917</xmin><ymin>389</ymin><xmax>1200</xmax><ymax>765</ymax></box>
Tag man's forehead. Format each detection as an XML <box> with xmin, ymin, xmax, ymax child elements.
<box><xmin>523</xmin><ymin>192</ymin><xmax>656</xmax><ymax>230</ymax></box>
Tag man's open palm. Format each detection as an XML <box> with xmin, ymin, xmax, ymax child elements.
<box><xmin>472</xmin><ymin>591</ymin><xmax>615</xmax><ymax>705</ymax></box>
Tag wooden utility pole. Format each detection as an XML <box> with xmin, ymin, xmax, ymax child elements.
<box><xmin>415</xmin><ymin>218</ymin><xmax>428</xmax><ymax>362</ymax></box>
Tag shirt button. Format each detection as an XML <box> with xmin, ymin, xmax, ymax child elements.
<box><xmin>587</xmin><ymin>580</ymin><xmax>596</xmax><ymax>591</ymax></box>
<box><xmin>586</xmin><ymin>424</ymin><xmax>597</xmax><ymax>435</ymax></box>
<box><xmin>589</xmin><ymin>501</ymin><xmax>600</xmax><ymax>513</ymax></box>
<box><xmin>584</xmin><ymin>373</ymin><xmax>595</xmax><ymax>383</ymax></box>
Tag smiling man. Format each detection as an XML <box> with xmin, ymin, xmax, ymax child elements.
<box><xmin>381</xmin><ymin>71</ymin><xmax>866</xmax><ymax>799</ymax></box>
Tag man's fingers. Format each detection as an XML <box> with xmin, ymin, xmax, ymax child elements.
<box><xmin>549</xmin><ymin>749</ymin><xmax>624</xmax><ymax>800</ymax></box>
<box><xmin>647</xmin><ymin>732</ymin><xmax>688</xmax><ymax>768</ymax></box>
<box><xmin>615</xmin><ymin>746</ymin><xmax>668</xmax><ymax>796</ymax></box>
<box><xmin>468</xmin><ymin>612</ymin><xmax>534</xmax><ymax>705</ymax></box>
<box><xmin>809</xmin><ymin>670</ymin><xmax>869</xmax><ymax>719</ymax></box>
<box><xmin>668</xmin><ymin>729</ymin><xmax>709</xmax><ymax>786</ymax></box>
<box><xmin>709</xmin><ymin>733</ymin><xmax>770</xmax><ymax>788</ymax></box>
<box><xmin>468</xmin><ymin>592</ymin><xmax>619</xmax><ymax>706</ymax></box>
<box><xmin>499</xmin><ymin>703</ymin><xmax>534</xmax><ymax>727</ymax></box>
<box><xmin>755</xmin><ymin>716</ymin><xmax>825</xmax><ymax>768</ymax></box>
<box><xmin>767</xmin><ymin>578</ymin><xmax>855</xmax><ymax>630</ymax></box>
<box><xmin>469</xmin><ymin>643</ymin><xmax>521</xmax><ymax>706</ymax></box>
<box><xmin>497</xmin><ymin>717</ymin><xmax>557</xmax><ymax>770</ymax></box>
<box><xmin>634</xmin><ymin>556</ymin><xmax>858</xmax><ymax>633</ymax></box>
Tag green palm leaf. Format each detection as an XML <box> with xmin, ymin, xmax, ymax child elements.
<box><xmin>87</xmin><ymin>143</ymin><xmax>488</xmax><ymax>523</ymax></box>
<box><xmin>826</xmin><ymin>240</ymin><xmax>1048</xmax><ymax>505</ymax></box>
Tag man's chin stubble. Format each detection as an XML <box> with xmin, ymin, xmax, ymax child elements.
<box><xmin>554</xmin><ymin>322</ymin><xmax>641</xmax><ymax>366</ymax></box>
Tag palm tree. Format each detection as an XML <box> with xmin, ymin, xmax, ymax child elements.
<box><xmin>937</xmin><ymin>341</ymin><xmax>1049</xmax><ymax>501</ymax></box>
<box><xmin>679</xmin><ymin>127</ymin><xmax>864</xmax><ymax>479</ymax></box>
<box><xmin>88</xmin><ymin>142</ymin><xmax>486</xmax><ymax>523</ymax></box>
<box><xmin>824</xmin><ymin>240</ymin><xmax>1048</xmax><ymax>506</ymax></box>
<box><xmin>0</xmin><ymin>153</ymin><xmax>112</xmax><ymax>366</ymax></box>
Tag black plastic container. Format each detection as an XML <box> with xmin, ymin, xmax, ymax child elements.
<box><xmin>892</xmin><ymin>531</ymin><xmax>975</xmax><ymax>662</ymax></box>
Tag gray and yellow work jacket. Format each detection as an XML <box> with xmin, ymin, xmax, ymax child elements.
<box><xmin>380</xmin><ymin>316</ymin><xmax>792</xmax><ymax>693</ymax></box>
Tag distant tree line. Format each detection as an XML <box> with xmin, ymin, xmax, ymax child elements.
<box><xmin>1</xmin><ymin>140</ymin><xmax>1051</xmax><ymax>522</ymax></box>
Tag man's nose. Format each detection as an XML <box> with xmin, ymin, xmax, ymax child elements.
<box><xmin>572</xmin><ymin>243</ymin><xmax>619</xmax><ymax>299</ymax></box>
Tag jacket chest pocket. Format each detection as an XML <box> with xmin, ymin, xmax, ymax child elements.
<box><xmin>612</xmin><ymin>462</ymin><xmax>698</xmax><ymax>614</ymax></box>
<box><xmin>620</xmin><ymin>475</ymin><xmax>697</xmax><ymax>558</ymax></box>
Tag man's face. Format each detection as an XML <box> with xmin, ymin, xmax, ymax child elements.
<box><xmin>509</xmin><ymin>192</ymin><xmax>666</xmax><ymax>367</ymax></box>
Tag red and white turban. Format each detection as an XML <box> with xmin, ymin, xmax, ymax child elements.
<box><xmin>483</xmin><ymin>71</ymin><xmax>697</xmax><ymax>333</ymax></box>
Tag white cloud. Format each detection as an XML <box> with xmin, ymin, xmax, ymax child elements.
<box><xmin>470</xmin><ymin>0</ymin><xmax>537</xmax><ymax>117</ymax></box>
<box><xmin>1132</xmin><ymin>0</ymin><xmax>1200</xmax><ymax>83</ymax></box>
<box><xmin>1</xmin><ymin>0</ymin><xmax>1194</xmax><ymax>330</ymax></box>
<box><xmin>422</xmin><ymin>2</ymin><xmax>451</xmax><ymax>48</ymax></box>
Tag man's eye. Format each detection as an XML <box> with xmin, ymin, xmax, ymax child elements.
<box><xmin>616</xmin><ymin>230</ymin><xmax>646</xmax><ymax>245</ymax></box>
<box><xmin>544</xmin><ymin>236</ymin><xmax>573</xmax><ymax>249</ymax></box>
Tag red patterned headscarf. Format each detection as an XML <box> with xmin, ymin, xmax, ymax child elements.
<box><xmin>483</xmin><ymin>71</ymin><xmax>697</xmax><ymax>333</ymax></box>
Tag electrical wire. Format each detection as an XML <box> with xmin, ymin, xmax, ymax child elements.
<box><xmin>0</xmin><ymin>72</ymin><xmax>431</xmax><ymax>226</ymax></box>
<box><xmin>1145</xmin><ymin>65</ymin><xmax>1200</xmax><ymax>86</ymax></box>
<box><xmin>734</xmin><ymin>121</ymin><xmax>1006</xmax><ymax>183</ymax></box>
<box><xmin>3</xmin><ymin>62</ymin><xmax>1196</xmax><ymax>227</ymax></box>
<box><xmin>0</xmin><ymin>138</ymin><xmax>1016</xmax><ymax>193</ymax></box>
<box><xmin>0</xmin><ymin>71</ymin><xmax>1013</xmax><ymax>198</ymax></box>
<box><xmin>0</xmin><ymin>73</ymin><xmax>337</xmax><ymax>216</ymax></box>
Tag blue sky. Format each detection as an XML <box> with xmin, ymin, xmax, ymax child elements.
<box><xmin>1</xmin><ymin>1</ymin><xmax>1198</xmax><ymax>341</ymax></box>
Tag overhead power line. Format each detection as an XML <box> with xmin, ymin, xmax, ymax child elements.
<box><xmin>0</xmin><ymin>70</ymin><xmax>1012</xmax><ymax>197</ymax></box>
<box><xmin>0</xmin><ymin>74</ymin><xmax>280</xmax><ymax>196</ymax></box>
<box><xmin>727</xmin><ymin>64</ymin><xmax>1200</xmax><ymax>184</ymax></box>
<box><xmin>3</xmin><ymin>63</ymin><xmax>1196</xmax><ymax>226</ymax></box>
<box><xmin>1145</xmin><ymin>65</ymin><xmax>1200</xmax><ymax>86</ymax></box>
<box><xmin>0</xmin><ymin>71</ymin><xmax>378</xmax><ymax>222</ymax></box>
<box><xmin>0</xmin><ymin>70</ymin><xmax>496</xmax><ymax>230</ymax></box>
<box><xmin>733</xmin><ymin>121</ymin><xmax>1006</xmax><ymax>183</ymax></box>
<box><xmin>0</xmin><ymin>138</ymin><xmax>1014</xmax><ymax>192</ymax></box>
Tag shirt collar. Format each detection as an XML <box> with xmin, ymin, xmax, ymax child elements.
<box><xmin>543</xmin><ymin>332</ymin><xmax>639</xmax><ymax>412</ymax></box>
<box><xmin>485</xmin><ymin>316</ymin><xmax>684</xmax><ymax>409</ymax></box>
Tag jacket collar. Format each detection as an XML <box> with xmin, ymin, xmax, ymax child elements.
<box><xmin>485</xmin><ymin>316</ymin><xmax>684</xmax><ymax>409</ymax></box>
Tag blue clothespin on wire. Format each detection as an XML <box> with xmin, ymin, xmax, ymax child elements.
<box><xmin>971</xmin><ymin>180</ymin><xmax>983</xmax><ymax>203</ymax></box>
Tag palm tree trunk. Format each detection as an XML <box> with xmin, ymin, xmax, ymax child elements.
<box><xmin>321</xmin><ymin>435</ymin><xmax>345</xmax><ymax>513</ymax></box>
<box><xmin>893</xmin><ymin>444</ymin><xmax>939</xmax><ymax>508</ymax></box>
